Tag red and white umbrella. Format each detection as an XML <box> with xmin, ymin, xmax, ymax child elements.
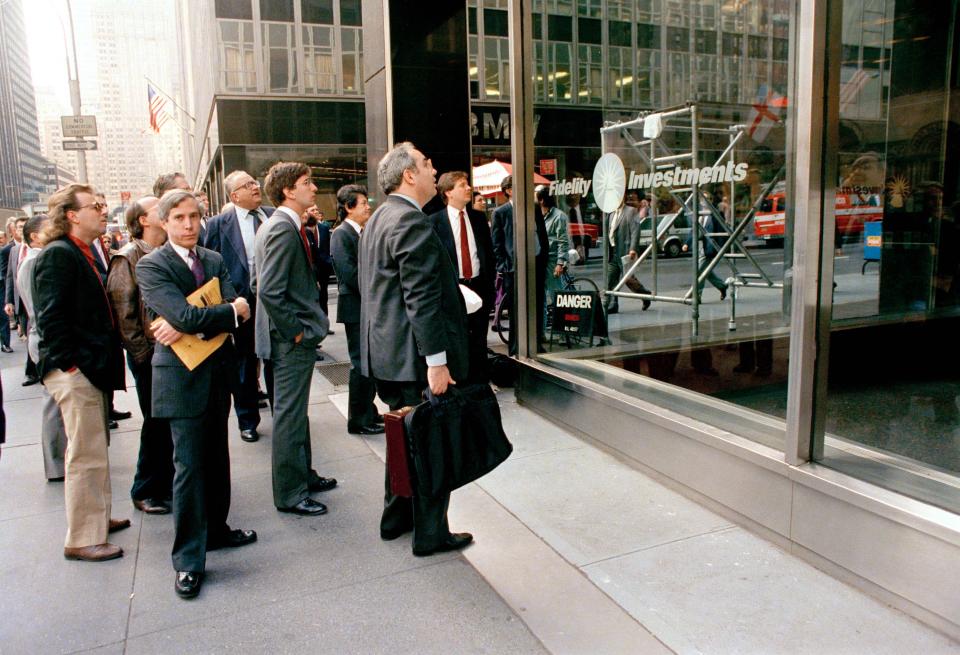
<box><xmin>472</xmin><ymin>160</ymin><xmax>551</xmax><ymax>197</ymax></box>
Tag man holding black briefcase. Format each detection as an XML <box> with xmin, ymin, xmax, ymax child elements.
<box><xmin>359</xmin><ymin>142</ymin><xmax>473</xmax><ymax>557</ymax></box>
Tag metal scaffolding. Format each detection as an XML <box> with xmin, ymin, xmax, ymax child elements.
<box><xmin>599</xmin><ymin>103</ymin><xmax>784</xmax><ymax>337</ymax></box>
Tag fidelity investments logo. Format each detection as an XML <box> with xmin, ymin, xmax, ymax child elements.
<box><xmin>560</xmin><ymin>153</ymin><xmax>750</xmax><ymax>213</ymax></box>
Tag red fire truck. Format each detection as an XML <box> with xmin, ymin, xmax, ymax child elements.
<box><xmin>754</xmin><ymin>187</ymin><xmax>883</xmax><ymax>242</ymax></box>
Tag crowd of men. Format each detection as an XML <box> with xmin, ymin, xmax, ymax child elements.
<box><xmin>0</xmin><ymin>140</ymin><xmax>541</xmax><ymax>600</ymax></box>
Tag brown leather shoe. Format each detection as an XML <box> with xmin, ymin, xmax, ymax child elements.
<box><xmin>64</xmin><ymin>543</ymin><xmax>123</xmax><ymax>561</ymax></box>
<box><xmin>108</xmin><ymin>518</ymin><xmax>131</xmax><ymax>533</ymax></box>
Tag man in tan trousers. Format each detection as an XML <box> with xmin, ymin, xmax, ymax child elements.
<box><xmin>33</xmin><ymin>184</ymin><xmax>130</xmax><ymax>561</ymax></box>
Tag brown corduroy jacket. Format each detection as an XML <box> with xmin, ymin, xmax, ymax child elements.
<box><xmin>106</xmin><ymin>239</ymin><xmax>157</xmax><ymax>366</ymax></box>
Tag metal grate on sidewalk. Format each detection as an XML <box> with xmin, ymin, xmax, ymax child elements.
<box><xmin>316</xmin><ymin>361</ymin><xmax>351</xmax><ymax>388</ymax></box>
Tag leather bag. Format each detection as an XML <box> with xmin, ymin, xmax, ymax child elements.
<box><xmin>384</xmin><ymin>408</ymin><xmax>414</xmax><ymax>498</ymax></box>
<box><xmin>404</xmin><ymin>383</ymin><xmax>513</xmax><ymax>499</ymax></box>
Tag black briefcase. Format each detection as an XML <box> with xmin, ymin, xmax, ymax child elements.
<box><xmin>404</xmin><ymin>383</ymin><xmax>513</xmax><ymax>499</ymax></box>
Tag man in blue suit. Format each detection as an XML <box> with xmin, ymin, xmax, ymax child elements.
<box><xmin>204</xmin><ymin>171</ymin><xmax>274</xmax><ymax>443</ymax></box>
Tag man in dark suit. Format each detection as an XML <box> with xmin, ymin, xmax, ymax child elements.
<box><xmin>430</xmin><ymin>171</ymin><xmax>495</xmax><ymax>382</ymax></box>
<box><xmin>330</xmin><ymin>184</ymin><xmax>382</xmax><ymax>435</ymax></box>
<box><xmin>359</xmin><ymin>142</ymin><xmax>472</xmax><ymax>557</ymax></box>
<box><xmin>34</xmin><ymin>184</ymin><xmax>129</xmax><ymax>562</ymax></box>
<box><xmin>491</xmin><ymin>176</ymin><xmax>517</xmax><ymax>355</ymax></box>
<box><xmin>203</xmin><ymin>170</ymin><xmax>274</xmax><ymax>443</ymax></box>
<box><xmin>605</xmin><ymin>198</ymin><xmax>651</xmax><ymax>314</ymax></box>
<box><xmin>255</xmin><ymin>162</ymin><xmax>333</xmax><ymax>517</ymax></box>
<box><xmin>302</xmin><ymin>207</ymin><xmax>334</xmax><ymax>322</ymax></box>
<box><xmin>7</xmin><ymin>216</ymin><xmax>39</xmax><ymax>384</ymax></box>
<box><xmin>0</xmin><ymin>220</ymin><xmax>12</xmax><ymax>353</ymax></box>
<box><xmin>137</xmin><ymin>189</ymin><xmax>257</xmax><ymax>599</ymax></box>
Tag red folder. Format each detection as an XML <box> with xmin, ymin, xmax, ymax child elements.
<box><xmin>384</xmin><ymin>408</ymin><xmax>414</xmax><ymax>498</ymax></box>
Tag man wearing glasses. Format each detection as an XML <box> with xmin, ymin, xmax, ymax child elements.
<box><xmin>255</xmin><ymin>162</ymin><xmax>333</xmax><ymax>516</ymax></box>
<box><xmin>204</xmin><ymin>171</ymin><xmax>274</xmax><ymax>443</ymax></box>
<box><xmin>34</xmin><ymin>184</ymin><xmax>129</xmax><ymax>562</ymax></box>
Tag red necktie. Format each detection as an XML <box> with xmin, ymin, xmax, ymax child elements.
<box><xmin>299</xmin><ymin>226</ymin><xmax>314</xmax><ymax>266</ymax></box>
<box><xmin>458</xmin><ymin>210</ymin><xmax>473</xmax><ymax>279</ymax></box>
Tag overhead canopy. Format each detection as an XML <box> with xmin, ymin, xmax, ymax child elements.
<box><xmin>472</xmin><ymin>160</ymin><xmax>551</xmax><ymax>197</ymax></box>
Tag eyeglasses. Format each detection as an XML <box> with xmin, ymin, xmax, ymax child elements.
<box><xmin>74</xmin><ymin>202</ymin><xmax>106</xmax><ymax>212</ymax></box>
<box><xmin>239</xmin><ymin>180</ymin><xmax>260</xmax><ymax>190</ymax></box>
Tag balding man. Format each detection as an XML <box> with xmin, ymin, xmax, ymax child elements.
<box><xmin>106</xmin><ymin>196</ymin><xmax>174</xmax><ymax>515</ymax></box>
<box><xmin>204</xmin><ymin>171</ymin><xmax>274</xmax><ymax>443</ymax></box>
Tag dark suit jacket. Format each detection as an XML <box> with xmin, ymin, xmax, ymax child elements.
<box><xmin>330</xmin><ymin>222</ymin><xmax>361</xmax><ymax>324</ymax></box>
<box><xmin>359</xmin><ymin>194</ymin><xmax>468</xmax><ymax>383</ymax></box>
<box><xmin>0</xmin><ymin>242</ymin><xmax>11</xmax><ymax>294</ymax></box>
<box><xmin>136</xmin><ymin>242</ymin><xmax>239</xmax><ymax>419</ymax></box>
<box><xmin>253</xmin><ymin>209</ymin><xmax>329</xmax><ymax>359</ymax></box>
<box><xmin>34</xmin><ymin>237</ymin><xmax>124</xmax><ymax>392</ymax></box>
<box><xmin>304</xmin><ymin>221</ymin><xmax>333</xmax><ymax>281</ymax></box>
<box><xmin>203</xmin><ymin>205</ymin><xmax>274</xmax><ymax>299</ymax></box>
<box><xmin>5</xmin><ymin>241</ymin><xmax>24</xmax><ymax>311</ymax></box>
<box><xmin>429</xmin><ymin>206</ymin><xmax>496</xmax><ymax>310</ymax></box>
<box><xmin>491</xmin><ymin>201</ymin><xmax>514</xmax><ymax>273</ymax></box>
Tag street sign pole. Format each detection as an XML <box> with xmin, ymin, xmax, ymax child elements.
<box><xmin>65</xmin><ymin>0</ymin><xmax>87</xmax><ymax>183</ymax></box>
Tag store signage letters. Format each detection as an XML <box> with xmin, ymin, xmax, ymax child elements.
<box><xmin>470</xmin><ymin>111</ymin><xmax>541</xmax><ymax>141</ymax></box>
<box><xmin>549</xmin><ymin>178</ymin><xmax>592</xmax><ymax>197</ymax></box>
<box><xmin>628</xmin><ymin>162</ymin><xmax>749</xmax><ymax>190</ymax></box>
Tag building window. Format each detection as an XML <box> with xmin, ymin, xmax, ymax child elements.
<box><xmin>576</xmin><ymin>0</ymin><xmax>601</xmax><ymax>18</ymax></box>
<box><xmin>215</xmin><ymin>0</ymin><xmax>252</xmax><ymax>20</ymax></box>
<box><xmin>260</xmin><ymin>0</ymin><xmax>294</xmax><ymax>22</ymax></box>
<box><xmin>262</xmin><ymin>22</ymin><xmax>298</xmax><ymax>93</ymax></box>
<box><xmin>341</xmin><ymin>27</ymin><xmax>363</xmax><ymax>94</ymax></box>
<box><xmin>608</xmin><ymin>46</ymin><xmax>633</xmax><ymax>106</ymax></box>
<box><xmin>547</xmin><ymin>42</ymin><xmax>572</xmax><ymax>101</ymax></box>
<box><xmin>577</xmin><ymin>44</ymin><xmax>603</xmax><ymax>104</ymax></box>
<box><xmin>340</xmin><ymin>0</ymin><xmax>361</xmax><ymax>26</ymax></box>
<box><xmin>607</xmin><ymin>0</ymin><xmax>633</xmax><ymax>21</ymax></box>
<box><xmin>218</xmin><ymin>19</ymin><xmax>257</xmax><ymax>92</ymax></box>
<box><xmin>637</xmin><ymin>23</ymin><xmax>660</xmax><ymax>49</ymax></box>
<box><xmin>578</xmin><ymin>17</ymin><xmax>601</xmax><ymax>45</ymax></box>
<box><xmin>484</xmin><ymin>9</ymin><xmax>508</xmax><ymax>37</ymax></box>
<box><xmin>609</xmin><ymin>20</ymin><xmax>632</xmax><ymax>48</ymax></box>
<box><xmin>484</xmin><ymin>36</ymin><xmax>510</xmax><ymax>99</ymax></box>
<box><xmin>772</xmin><ymin>37</ymin><xmax>789</xmax><ymax>61</ymax></box>
<box><xmin>723</xmin><ymin>32</ymin><xmax>743</xmax><ymax>57</ymax></box>
<box><xmin>748</xmin><ymin>35</ymin><xmax>768</xmax><ymax>59</ymax></box>
<box><xmin>637</xmin><ymin>48</ymin><xmax>661</xmax><ymax>106</ymax></box>
<box><xmin>302</xmin><ymin>25</ymin><xmax>335</xmax><ymax>93</ymax></box>
<box><xmin>667</xmin><ymin>26</ymin><xmax>689</xmax><ymax>52</ymax></box>
<box><xmin>695</xmin><ymin>29</ymin><xmax>716</xmax><ymax>54</ymax></box>
<box><xmin>548</xmin><ymin>15</ymin><xmax>573</xmax><ymax>41</ymax></box>
<box><xmin>301</xmin><ymin>0</ymin><xmax>333</xmax><ymax>24</ymax></box>
<box><xmin>469</xmin><ymin>35</ymin><xmax>479</xmax><ymax>99</ymax></box>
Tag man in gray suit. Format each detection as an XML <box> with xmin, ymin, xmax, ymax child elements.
<box><xmin>605</xmin><ymin>196</ymin><xmax>651</xmax><ymax>314</ymax></box>
<box><xmin>359</xmin><ymin>142</ymin><xmax>472</xmax><ymax>557</ymax></box>
<box><xmin>6</xmin><ymin>216</ymin><xmax>39</xmax><ymax>385</ymax></box>
<box><xmin>255</xmin><ymin>162</ymin><xmax>333</xmax><ymax>517</ymax></box>
<box><xmin>137</xmin><ymin>190</ymin><xmax>257</xmax><ymax>599</ymax></box>
<box><xmin>17</xmin><ymin>214</ymin><xmax>67</xmax><ymax>481</ymax></box>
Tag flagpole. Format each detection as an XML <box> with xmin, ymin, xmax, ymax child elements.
<box><xmin>144</xmin><ymin>75</ymin><xmax>196</xmax><ymax>122</ymax></box>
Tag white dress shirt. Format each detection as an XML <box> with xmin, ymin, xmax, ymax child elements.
<box><xmin>344</xmin><ymin>218</ymin><xmax>362</xmax><ymax>235</ymax></box>
<box><xmin>447</xmin><ymin>204</ymin><xmax>480</xmax><ymax>280</ymax></box>
<box><xmin>235</xmin><ymin>205</ymin><xmax>263</xmax><ymax>274</ymax></box>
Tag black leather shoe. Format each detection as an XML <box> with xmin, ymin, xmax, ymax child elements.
<box><xmin>258</xmin><ymin>399</ymin><xmax>268</xmax><ymax>409</ymax></box>
<box><xmin>278</xmin><ymin>498</ymin><xmax>328</xmax><ymax>515</ymax></box>
<box><xmin>109</xmin><ymin>409</ymin><xmax>132</xmax><ymax>421</ymax></box>
<box><xmin>257</xmin><ymin>390</ymin><xmax>268</xmax><ymax>400</ymax></box>
<box><xmin>1</xmin><ymin>345</ymin><xmax>12</xmax><ymax>353</ymax></box>
<box><xmin>108</xmin><ymin>420</ymin><xmax>119</xmax><ymax>430</ymax></box>
<box><xmin>175</xmin><ymin>571</ymin><xmax>202</xmax><ymax>599</ymax></box>
<box><xmin>240</xmin><ymin>429</ymin><xmax>259</xmax><ymax>443</ymax></box>
<box><xmin>606</xmin><ymin>305</ymin><xmax>618</xmax><ymax>315</ymax></box>
<box><xmin>348</xmin><ymin>423</ymin><xmax>385</xmax><ymax>436</ymax></box>
<box><xmin>642</xmin><ymin>298</ymin><xmax>652</xmax><ymax>311</ymax></box>
<box><xmin>133</xmin><ymin>498</ymin><xmax>171</xmax><ymax>515</ymax></box>
<box><xmin>413</xmin><ymin>532</ymin><xmax>473</xmax><ymax>557</ymax></box>
<box><xmin>208</xmin><ymin>528</ymin><xmax>257</xmax><ymax>551</ymax></box>
<box><xmin>327</xmin><ymin>328</ymin><xmax>335</xmax><ymax>335</ymax></box>
<box><xmin>308</xmin><ymin>476</ymin><xmax>337</xmax><ymax>493</ymax></box>
<box><xmin>22</xmin><ymin>376</ymin><xmax>39</xmax><ymax>387</ymax></box>
<box><xmin>720</xmin><ymin>289</ymin><xmax>727</xmax><ymax>301</ymax></box>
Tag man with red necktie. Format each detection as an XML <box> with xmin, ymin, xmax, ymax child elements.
<box><xmin>430</xmin><ymin>171</ymin><xmax>495</xmax><ymax>383</ymax></box>
<box><xmin>254</xmin><ymin>162</ymin><xmax>333</xmax><ymax>517</ymax></box>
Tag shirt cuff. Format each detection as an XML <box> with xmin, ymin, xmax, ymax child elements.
<box><xmin>425</xmin><ymin>352</ymin><xmax>447</xmax><ymax>367</ymax></box>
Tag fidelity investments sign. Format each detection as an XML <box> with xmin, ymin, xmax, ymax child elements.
<box><xmin>563</xmin><ymin>153</ymin><xmax>749</xmax><ymax>213</ymax></box>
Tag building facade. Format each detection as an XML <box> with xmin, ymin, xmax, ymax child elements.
<box><xmin>0</xmin><ymin>0</ymin><xmax>46</xmax><ymax>209</ymax></box>
<box><xmin>176</xmin><ymin>0</ymin><xmax>367</xmax><ymax>215</ymax></box>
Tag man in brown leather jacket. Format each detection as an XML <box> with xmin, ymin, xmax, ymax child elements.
<box><xmin>106</xmin><ymin>196</ymin><xmax>174</xmax><ymax>515</ymax></box>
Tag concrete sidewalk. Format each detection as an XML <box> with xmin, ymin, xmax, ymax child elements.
<box><xmin>1</xmin><ymin>321</ymin><xmax>958</xmax><ymax>654</ymax></box>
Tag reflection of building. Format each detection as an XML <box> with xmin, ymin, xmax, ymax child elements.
<box><xmin>175</xmin><ymin>0</ymin><xmax>367</xmax><ymax>214</ymax></box>
<box><xmin>35</xmin><ymin>87</ymin><xmax>79</xmax><ymax>188</ymax></box>
<box><xmin>0</xmin><ymin>0</ymin><xmax>46</xmax><ymax>208</ymax></box>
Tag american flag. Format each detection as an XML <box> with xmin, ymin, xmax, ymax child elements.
<box><xmin>747</xmin><ymin>85</ymin><xmax>788</xmax><ymax>143</ymax></box>
<box><xmin>148</xmin><ymin>84</ymin><xmax>170</xmax><ymax>133</ymax></box>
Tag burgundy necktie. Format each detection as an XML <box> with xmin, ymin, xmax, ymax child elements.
<box><xmin>299</xmin><ymin>226</ymin><xmax>314</xmax><ymax>266</ymax></box>
<box><xmin>188</xmin><ymin>250</ymin><xmax>204</xmax><ymax>288</ymax></box>
<box><xmin>458</xmin><ymin>210</ymin><xmax>473</xmax><ymax>279</ymax></box>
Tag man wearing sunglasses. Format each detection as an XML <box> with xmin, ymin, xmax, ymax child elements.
<box><xmin>34</xmin><ymin>184</ymin><xmax>129</xmax><ymax>562</ymax></box>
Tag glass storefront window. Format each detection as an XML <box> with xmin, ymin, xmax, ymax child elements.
<box><xmin>341</xmin><ymin>27</ymin><xmax>362</xmax><ymax>95</ymax></box>
<box><xmin>218</xmin><ymin>19</ymin><xmax>257</xmax><ymax>93</ymax></box>
<box><xmin>508</xmin><ymin>0</ymin><xmax>797</xmax><ymax>451</ymax></box>
<box><xmin>302</xmin><ymin>25</ymin><xmax>335</xmax><ymax>94</ymax></box>
<box><xmin>819</xmin><ymin>0</ymin><xmax>960</xmax><ymax>509</ymax></box>
<box><xmin>262</xmin><ymin>22</ymin><xmax>298</xmax><ymax>93</ymax></box>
